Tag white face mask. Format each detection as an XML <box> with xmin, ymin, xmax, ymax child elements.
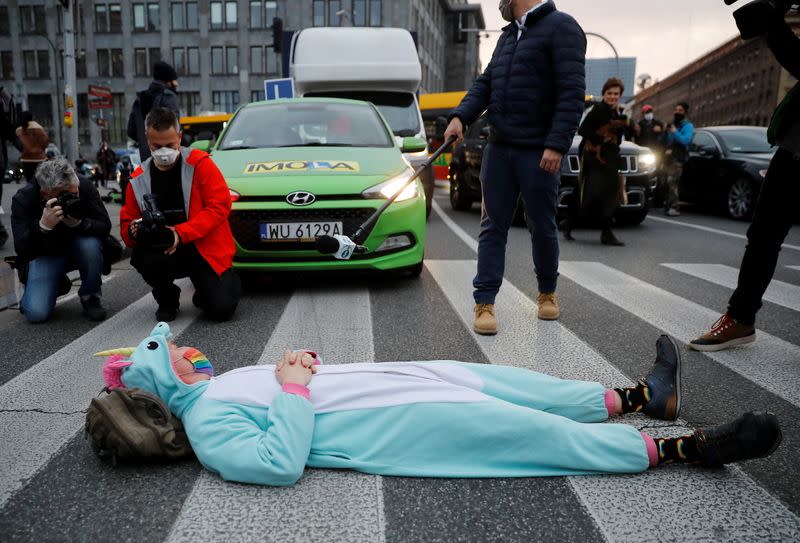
<box><xmin>151</xmin><ymin>147</ymin><xmax>180</xmax><ymax>167</ymax></box>
<box><xmin>644</xmin><ymin>113</ymin><xmax>654</xmax><ymax>122</ymax></box>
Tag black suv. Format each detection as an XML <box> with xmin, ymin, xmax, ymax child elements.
<box><xmin>449</xmin><ymin>113</ymin><xmax>658</xmax><ymax>225</ymax></box>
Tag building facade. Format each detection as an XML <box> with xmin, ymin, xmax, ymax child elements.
<box><xmin>0</xmin><ymin>0</ymin><xmax>483</xmax><ymax>155</ymax></box>
<box><xmin>585</xmin><ymin>57</ymin><xmax>636</xmax><ymax>101</ymax></box>
<box><xmin>632</xmin><ymin>15</ymin><xmax>800</xmax><ymax>128</ymax></box>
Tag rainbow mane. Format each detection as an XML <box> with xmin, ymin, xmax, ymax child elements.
<box><xmin>183</xmin><ymin>348</ymin><xmax>214</xmax><ymax>376</ymax></box>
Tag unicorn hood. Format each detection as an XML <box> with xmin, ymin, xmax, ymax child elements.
<box><xmin>99</xmin><ymin>323</ymin><xmax>209</xmax><ymax>418</ymax></box>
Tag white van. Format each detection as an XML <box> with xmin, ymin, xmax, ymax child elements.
<box><xmin>290</xmin><ymin>27</ymin><xmax>434</xmax><ymax>218</ymax></box>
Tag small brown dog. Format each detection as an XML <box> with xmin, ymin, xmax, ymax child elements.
<box><xmin>585</xmin><ymin>119</ymin><xmax>627</xmax><ymax>164</ymax></box>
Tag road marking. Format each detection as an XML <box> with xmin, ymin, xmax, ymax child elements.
<box><xmin>167</xmin><ymin>287</ymin><xmax>386</xmax><ymax>543</ymax></box>
<box><xmin>645</xmin><ymin>215</ymin><xmax>800</xmax><ymax>252</ymax></box>
<box><xmin>427</xmin><ymin>259</ymin><xmax>800</xmax><ymax>541</ymax></box>
<box><xmin>788</xmin><ymin>266</ymin><xmax>800</xmax><ymax>272</ymax></box>
<box><xmin>0</xmin><ymin>279</ymin><xmax>195</xmax><ymax>508</ymax></box>
<box><xmin>432</xmin><ymin>199</ymin><xmax>478</xmax><ymax>252</ymax></box>
<box><xmin>559</xmin><ymin>262</ymin><xmax>800</xmax><ymax>408</ymax></box>
<box><xmin>663</xmin><ymin>263</ymin><xmax>800</xmax><ymax>313</ymax></box>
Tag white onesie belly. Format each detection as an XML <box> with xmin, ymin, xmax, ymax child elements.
<box><xmin>203</xmin><ymin>362</ymin><xmax>491</xmax><ymax>413</ymax></box>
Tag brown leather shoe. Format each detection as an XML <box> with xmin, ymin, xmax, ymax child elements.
<box><xmin>689</xmin><ymin>313</ymin><xmax>755</xmax><ymax>352</ymax></box>
<box><xmin>537</xmin><ymin>292</ymin><xmax>560</xmax><ymax>320</ymax></box>
<box><xmin>473</xmin><ymin>304</ymin><xmax>497</xmax><ymax>335</ymax></box>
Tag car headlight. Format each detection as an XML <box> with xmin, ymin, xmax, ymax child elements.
<box><xmin>639</xmin><ymin>153</ymin><xmax>657</xmax><ymax>167</ymax></box>
<box><xmin>404</xmin><ymin>148</ymin><xmax>429</xmax><ymax>160</ymax></box>
<box><xmin>362</xmin><ymin>169</ymin><xmax>419</xmax><ymax>202</ymax></box>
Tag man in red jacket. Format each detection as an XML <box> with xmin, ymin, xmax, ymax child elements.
<box><xmin>121</xmin><ymin>108</ymin><xmax>240</xmax><ymax>322</ymax></box>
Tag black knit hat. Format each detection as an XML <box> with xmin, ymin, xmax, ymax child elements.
<box><xmin>678</xmin><ymin>101</ymin><xmax>690</xmax><ymax>113</ymax></box>
<box><xmin>153</xmin><ymin>60</ymin><xmax>178</xmax><ymax>82</ymax></box>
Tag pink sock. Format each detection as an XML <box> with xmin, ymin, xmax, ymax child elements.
<box><xmin>604</xmin><ymin>389</ymin><xmax>617</xmax><ymax>417</ymax></box>
<box><xmin>641</xmin><ymin>432</ymin><xmax>658</xmax><ymax>467</ymax></box>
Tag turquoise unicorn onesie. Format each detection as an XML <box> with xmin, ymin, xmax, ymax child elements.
<box><xmin>95</xmin><ymin>323</ymin><xmax>781</xmax><ymax>486</ymax></box>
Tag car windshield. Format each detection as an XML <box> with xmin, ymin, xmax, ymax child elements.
<box><xmin>218</xmin><ymin>102</ymin><xmax>394</xmax><ymax>150</ymax></box>
<box><xmin>717</xmin><ymin>128</ymin><xmax>774</xmax><ymax>154</ymax></box>
<box><xmin>306</xmin><ymin>91</ymin><xmax>421</xmax><ymax>137</ymax></box>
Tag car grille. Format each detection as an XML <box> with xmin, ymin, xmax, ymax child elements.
<box><xmin>230</xmin><ymin>208</ymin><xmax>374</xmax><ymax>251</ymax></box>
<box><xmin>564</xmin><ymin>154</ymin><xmax>639</xmax><ymax>175</ymax></box>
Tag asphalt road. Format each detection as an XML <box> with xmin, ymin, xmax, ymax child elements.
<box><xmin>1</xmin><ymin>184</ymin><xmax>799</xmax><ymax>542</ymax></box>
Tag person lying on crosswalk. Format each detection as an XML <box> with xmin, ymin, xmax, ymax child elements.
<box><xmin>95</xmin><ymin>323</ymin><xmax>782</xmax><ymax>487</ymax></box>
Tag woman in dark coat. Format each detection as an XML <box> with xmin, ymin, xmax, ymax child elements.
<box><xmin>561</xmin><ymin>78</ymin><xmax>628</xmax><ymax>246</ymax></box>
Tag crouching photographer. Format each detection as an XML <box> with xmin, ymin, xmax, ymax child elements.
<box><xmin>10</xmin><ymin>158</ymin><xmax>111</xmax><ymax>323</ymax></box>
<box><xmin>691</xmin><ymin>1</ymin><xmax>800</xmax><ymax>350</ymax></box>
<box><xmin>121</xmin><ymin>107</ymin><xmax>240</xmax><ymax>322</ymax></box>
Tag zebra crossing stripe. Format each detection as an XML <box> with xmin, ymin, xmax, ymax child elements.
<box><xmin>167</xmin><ymin>287</ymin><xmax>387</xmax><ymax>543</ymax></box>
<box><xmin>559</xmin><ymin>262</ymin><xmax>800</xmax><ymax>409</ymax></box>
<box><xmin>788</xmin><ymin>266</ymin><xmax>800</xmax><ymax>272</ymax></box>
<box><xmin>426</xmin><ymin>259</ymin><xmax>800</xmax><ymax>541</ymax></box>
<box><xmin>0</xmin><ymin>279</ymin><xmax>196</xmax><ymax>509</ymax></box>
<box><xmin>663</xmin><ymin>263</ymin><xmax>800</xmax><ymax>313</ymax></box>
<box><xmin>645</xmin><ymin>215</ymin><xmax>800</xmax><ymax>252</ymax></box>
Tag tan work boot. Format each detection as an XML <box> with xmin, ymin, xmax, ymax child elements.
<box><xmin>473</xmin><ymin>304</ymin><xmax>497</xmax><ymax>335</ymax></box>
<box><xmin>536</xmin><ymin>292</ymin><xmax>560</xmax><ymax>320</ymax></box>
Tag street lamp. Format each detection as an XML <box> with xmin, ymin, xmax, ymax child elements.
<box><xmin>36</xmin><ymin>32</ymin><xmax>64</xmax><ymax>152</ymax></box>
<box><xmin>585</xmin><ymin>32</ymin><xmax>621</xmax><ymax>76</ymax></box>
<box><xmin>335</xmin><ymin>9</ymin><xmax>352</xmax><ymax>26</ymax></box>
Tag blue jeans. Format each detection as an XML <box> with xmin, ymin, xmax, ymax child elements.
<box><xmin>474</xmin><ymin>144</ymin><xmax>560</xmax><ymax>304</ymax></box>
<box><xmin>20</xmin><ymin>236</ymin><xmax>104</xmax><ymax>323</ymax></box>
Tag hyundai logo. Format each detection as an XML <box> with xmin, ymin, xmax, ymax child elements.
<box><xmin>286</xmin><ymin>191</ymin><xmax>316</xmax><ymax>206</ymax></box>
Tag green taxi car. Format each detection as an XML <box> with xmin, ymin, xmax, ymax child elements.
<box><xmin>199</xmin><ymin>98</ymin><xmax>427</xmax><ymax>275</ymax></box>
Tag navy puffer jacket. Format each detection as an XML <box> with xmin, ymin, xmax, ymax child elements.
<box><xmin>450</xmin><ymin>2</ymin><xmax>586</xmax><ymax>154</ymax></box>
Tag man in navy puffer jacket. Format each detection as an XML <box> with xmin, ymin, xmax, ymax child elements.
<box><xmin>445</xmin><ymin>0</ymin><xmax>586</xmax><ymax>335</ymax></box>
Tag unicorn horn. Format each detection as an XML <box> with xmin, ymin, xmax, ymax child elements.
<box><xmin>93</xmin><ymin>348</ymin><xmax>136</xmax><ymax>357</ymax></box>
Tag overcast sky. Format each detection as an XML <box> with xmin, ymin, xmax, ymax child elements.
<box><xmin>476</xmin><ymin>0</ymin><xmax>743</xmax><ymax>85</ymax></box>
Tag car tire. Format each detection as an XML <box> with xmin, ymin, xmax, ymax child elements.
<box><xmin>449</xmin><ymin>167</ymin><xmax>473</xmax><ymax>211</ymax></box>
<box><xmin>512</xmin><ymin>196</ymin><xmax>527</xmax><ymax>227</ymax></box>
<box><xmin>727</xmin><ymin>178</ymin><xmax>756</xmax><ymax>220</ymax></box>
<box><xmin>615</xmin><ymin>209</ymin><xmax>648</xmax><ymax>226</ymax></box>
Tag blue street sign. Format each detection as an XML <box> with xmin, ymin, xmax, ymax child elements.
<box><xmin>264</xmin><ymin>78</ymin><xmax>295</xmax><ymax>100</ymax></box>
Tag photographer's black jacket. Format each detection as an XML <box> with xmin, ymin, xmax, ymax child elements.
<box><xmin>767</xmin><ymin>15</ymin><xmax>800</xmax><ymax>144</ymax></box>
<box><xmin>11</xmin><ymin>177</ymin><xmax>112</xmax><ymax>266</ymax></box>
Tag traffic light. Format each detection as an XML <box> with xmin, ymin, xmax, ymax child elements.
<box><xmin>272</xmin><ymin>17</ymin><xmax>284</xmax><ymax>53</ymax></box>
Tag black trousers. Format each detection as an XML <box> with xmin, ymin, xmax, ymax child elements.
<box><xmin>132</xmin><ymin>243</ymin><xmax>241</xmax><ymax>321</ymax></box>
<box><xmin>728</xmin><ymin>148</ymin><xmax>800</xmax><ymax>324</ymax></box>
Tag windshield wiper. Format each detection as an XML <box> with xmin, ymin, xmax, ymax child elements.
<box><xmin>275</xmin><ymin>143</ymin><xmax>357</xmax><ymax>148</ymax></box>
<box><xmin>219</xmin><ymin>145</ymin><xmax>256</xmax><ymax>151</ymax></box>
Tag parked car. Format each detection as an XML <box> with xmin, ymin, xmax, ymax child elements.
<box><xmin>448</xmin><ymin>113</ymin><xmax>658</xmax><ymax>226</ymax></box>
<box><xmin>680</xmin><ymin>126</ymin><xmax>774</xmax><ymax>220</ymax></box>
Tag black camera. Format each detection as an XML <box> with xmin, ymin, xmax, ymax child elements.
<box><xmin>137</xmin><ymin>193</ymin><xmax>175</xmax><ymax>250</ymax></box>
<box><xmin>56</xmin><ymin>191</ymin><xmax>86</xmax><ymax>220</ymax></box>
<box><xmin>726</xmin><ymin>0</ymin><xmax>798</xmax><ymax>40</ymax></box>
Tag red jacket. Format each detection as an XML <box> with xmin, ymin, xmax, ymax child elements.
<box><xmin>120</xmin><ymin>148</ymin><xmax>235</xmax><ymax>275</ymax></box>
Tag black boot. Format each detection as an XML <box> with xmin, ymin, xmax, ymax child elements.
<box><xmin>694</xmin><ymin>411</ymin><xmax>782</xmax><ymax>467</ymax></box>
<box><xmin>601</xmin><ymin>228</ymin><xmax>624</xmax><ymax>246</ymax></box>
<box><xmin>642</xmin><ymin>335</ymin><xmax>681</xmax><ymax>421</ymax></box>
<box><xmin>558</xmin><ymin>219</ymin><xmax>575</xmax><ymax>241</ymax></box>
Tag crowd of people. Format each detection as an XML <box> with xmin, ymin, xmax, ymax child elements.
<box><xmin>0</xmin><ymin>0</ymin><xmax>796</xmax><ymax>489</ymax></box>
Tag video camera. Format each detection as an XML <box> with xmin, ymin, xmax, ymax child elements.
<box><xmin>136</xmin><ymin>194</ymin><xmax>175</xmax><ymax>250</ymax></box>
<box><xmin>56</xmin><ymin>191</ymin><xmax>86</xmax><ymax>220</ymax></box>
<box><xmin>725</xmin><ymin>0</ymin><xmax>799</xmax><ymax>40</ymax></box>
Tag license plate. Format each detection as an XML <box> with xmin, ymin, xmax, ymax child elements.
<box><xmin>259</xmin><ymin>222</ymin><xmax>343</xmax><ymax>241</ymax></box>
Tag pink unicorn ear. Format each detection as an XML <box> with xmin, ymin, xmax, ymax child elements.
<box><xmin>102</xmin><ymin>355</ymin><xmax>133</xmax><ymax>389</ymax></box>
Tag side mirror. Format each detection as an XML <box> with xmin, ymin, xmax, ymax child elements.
<box><xmin>401</xmin><ymin>136</ymin><xmax>427</xmax><ymax>154</ymax></box>
<box><xmin>480</xmin><ymin>126</ymin><xmax>491</xmax><ymax>139</ymax></box>
<box><xmin>191</xmin><ymin>139</ymin><xmax>212</xmax><ymax>152</ymax></box>
<box><xmin>700</xmin><ymin>148</ymin><xmax>720</xmax><ymax>158</ymax></box>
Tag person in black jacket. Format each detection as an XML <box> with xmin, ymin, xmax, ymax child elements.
<box><xmin>127</xmin><ymin>61</ymin><xmax>181</xmax><ymax>161</ymax></box>
<box><xmin>561</xmin><ymin>77</ymin><xmax>627</xmax><ymax>246</ymax></box>
<box><xmin>444</xmin><ymin>0</ymin><xmax>586</xmax><ymax>334</ymax></box>
<box><xmin>11</xmin><ymin>158</ymin><xmax>111</xmax><ymax>323</ymax></box>
<box><xmin>691</xmin><ymin>10</ymin><xmax>800</xmax><ymax>352</ymax></box>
